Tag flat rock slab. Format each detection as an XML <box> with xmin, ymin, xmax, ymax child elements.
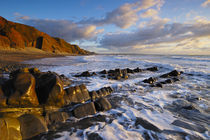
<box><xmin>135</xmin><ymin>117</ymin><xmax>161</xmax><ymax>132</ymax></box>
<box><xmin>172</xmin><ymin>120</ymin><xmax>207</xmax><ymax>133</ymax></box>
<box><xmin>73</xmin><ymin>102</ymin><xmax>96</xmax><ymax>118</ymax></box>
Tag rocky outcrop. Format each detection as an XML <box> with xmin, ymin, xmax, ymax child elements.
<box><xmin>0</xmin><ymin>16</ymin><xmax>90</xmax><ymax>54</ymax></box>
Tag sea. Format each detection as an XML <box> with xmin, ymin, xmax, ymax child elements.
<box><xmin>24</xmin><ymin>54</ymin><xmax>210</xmax><ymax>140</ymax></box>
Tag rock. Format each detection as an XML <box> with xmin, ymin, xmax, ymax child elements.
<box><xmin>99</xmin><ymin>70</ymin><xmax>108</xmax><ymax>74</ymax></box>
<box><xmin>0</xmin><ymin>117</ymin><xmax>22</xmax><ymax>140</ymax></box>
<box><xmin>89</xmin><ymin>91</ymin><xmax>99</xmax><ymax>101</ymax></box>
<box><xmin>91</xmin><ymin>72</ymin><xmax>97</xmax><ymax>76</ymax></box>
<box><xmin>94</xmin><ymin>98</ymin><xmax>112</xmax><ymax>111</ymax></box>
<box><xmin>146</xmin><ymin>67</ymin><xmax>158</xmax><ymax>72</ymax></box>
<box><xmin>79</xmin><ymin>84</ymin><xmax>90</xmax><ymax>101</ymax></box>
<box><xmin>133</xmin><ymin>67</ymin><xmax>142</xmax><ymax>73</ymax></box>
<box><xmin>172</xmin><ymin>77</ymin><xmax>180</xmax><ymax>82</ymax></box>
<box><xmin>126</xmin><ymin>68</ymin><xmax>134</xmax><ymax>73</ymax></box>
<box><xmin>59</xmin><ymin>74</ymin><xmax>71</xmax><ymax>87</ymax></box>
<box><xmin>135</xmin><ymin>117</ymin><xmax>161</xmax><ymax>132</ymax></box>
<box><xmin>75</xmin><ymin>71</ymin><xmax>91</xmax><ymax>77</ymax></box>
<box><xmin>8</xmin><ymin>72</ymin><xmax>39</xmax><ymax>107</ymax></box>
<box><xmin>45</xmin><ymin>111</ymin><xmax>69</xmax><ymax>125</ymax></box>
<box><xmin>18</xmin><ymin>114</ymin><xmax>48</xmax><ymax>139</ymax></box>
<box><xmin>75</xmin><ymin>85</ymin><xmax>85</xmax><ymax>103</ymax></box>
<box><xmin>155</xmin><ymin>83</ymin><xmax>163</xmax><ymax>88</ymax></box>
<box><xmin>87</xmin><ymin>132</ymin><xmax>103</xmax><ymax>140</ymax></box>
<box><xmin>160</xmin><ymin>70</ymin><xmax>181</xmax><ymax>78</ymax></box>
<box><xmin>36</xmin><ymin>72</ymin><xmax>65</xmax><ymax>107</ymax></box>
<box><xmin>0</xmin><ymin>85</ymin><xmax>7</xmax><ymax>107</ymax></box>
<box><xmin>73</xmin><ymin>102</ymin><xmax>96</xmax><ymax>118</ymax></box>
<box><xmin>165</xmin><ymin>79</ymin><xmax>173</xmax><ymax>84</ymax></box>
<box><xmin>143</xmin><ymin>77</ymin><xmax>157</xmax><ymax>84</ymax></box>
<box><xmin>64</xmin><ymin>86</ymin><xmax>78</xmax><ymax>104</ymax></box>
<box><xmin>171</xmin><ymin>120</ymin><xmax>207</xmax><ymax>133</ymax></box>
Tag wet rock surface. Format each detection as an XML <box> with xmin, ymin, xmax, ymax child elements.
<box><xmin>0</xmin><ymin>65</ymin><xmax>209</xmax><ymax>140</ymax></box>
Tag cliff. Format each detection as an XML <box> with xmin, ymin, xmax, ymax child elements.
<box><xmin>0</xmin><ymin>16</ymin><xmax>90</xmax><ymax>54</ymax></box>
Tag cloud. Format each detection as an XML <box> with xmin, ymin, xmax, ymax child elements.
<box><xmin>140</xmin><ymin>9</ymin><xmax>158</xmax><ymax>18</ymax></box>
<box><xmin>78</xmin><ymin>0</ymin><xmax>164</xmax><ymax>28</ymax></box>
<box><xmin>99</xmin><ymin>17</ymin><xmax>210</xmax><ymax>54</ymax></box>
<box><xmin>201</xmin><ymin>0</ymin><xmax>210</xmax><ymax>7</ymax></box>
<box><xmin>15</xmin><ymin>15</ymin><xmax>103</xmax><ymax>42</ymax></box>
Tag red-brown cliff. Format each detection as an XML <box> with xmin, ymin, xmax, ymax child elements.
<box><xmin>0</xmin><ymin>16</ymin><xmax>90</xmax><ymax>54</ymax></box>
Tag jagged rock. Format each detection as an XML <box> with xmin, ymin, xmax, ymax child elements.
<box><xmin>96</xmin><ymin>90</ymin><xmax>104</xmax><ymax>98</ymax></box>
<box><xmin>0</xmin><ymin>117</ymin><xmax>22</xmax><ymax>140</ymax></box>
<box><xmin>18</xmin><ymin>114</ymin><xmax>48</xmax><ymax>139</ymax></box>
<box><xmin>87</xmin><ymin>132</ymin><xmax>103</xmax><ymax>140</ymax></box>
<box><xmin>165</xmin><ymin>79</ymin><xmax>173</xmax><ymax>84</ymax></box>
<box><xmin>143</xmin><ymin>77</ymin><xmax>157</xmax><ymax>84</ymax></box>
<box><xmin>45</xmin><ymin>111</ymin><xmax>69</xmax><ymax>125</ymax></box>
<box><xmin>0</xmin><ymin>85</ymin><xmax>7</xmax><ymax>106</ymax></box>
<box><xmin>79</xmin><ymin>84</ymin><xmax>90</xmax><ymax>101</ymax></box>
<box><xmin>73</xmin><ymin>102</ymin><xmax>96</xmax><ymax>118</ymax></box>
<box><xmin>89</xmin><ymin>91</ymin><xmax>99</xmax><ymax>101</ymax></box>
<box><xmin>75</xmin><ymin>85</ymin><xmax>85</xmax><ymax>103</ymax></box>
<box><xmin>133</xmin><ymin>67</ymin><xmax>142</xmax><ymax>73</ymax></box>
<box><xmin>8</xmin><ymin>72</ymin><xmax>39</xmax><ymax>107</ymax></box>
<box><xmin>94</xmin><ymin>98</ymin><xmax>112</xmax><ymax>111</ymax></box>
<box><xmin>36</xmin><ymin>72</ymin><xmax>65</xmax><ymax>107</ymax></box>
<box><xmin>126</xmin><ymin>68</ymin><xmax>134</xmax><ymax>73</ymax></box>
<box><xmin>59</xmin><ymin>74</ymin><xmax>71</xmax><ymax>87</ymax></box>
<box><xmin>160</xmin><ymin>70</ymin><xmax>181</xmax><ymax>78</ymax></box>
<box><xmin>75</xmin><ymin>71</ymin><xmax>91</xmax><ymax>77</ymax></box>
<box><xmin>99</xmin><ymin>70</ymin><xmax>108</xmax><ymax>74</ymax></box>
<box><xmin>172</xmin><ymin>77</ymin><xmax>180</xmax><ymax>82</ymax></box>
<box><xmin>152</xmin><ymin>83</ymin><xmax>163</xmax><ymax>88</ymax></box>
<box><xmin>64</xmin><ymin>86</ymin><xmax>78</xmax><ymax>104</ymax></box>
<box><xmin>135</xmin><ymin>117</ymin><xmax>161</xmax><ymax>132</ymax></box>
<box><xmin>146</xmin><ymin>67</ymin><xmax>158</xmax><ymax>72</ymax></box>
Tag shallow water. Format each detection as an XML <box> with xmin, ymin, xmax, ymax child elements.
<box><xmin>24</xmin><ymin>55</ymin><xmax>210</xmax><ymax>140</ymax></box>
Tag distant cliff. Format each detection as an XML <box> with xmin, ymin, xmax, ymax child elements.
<box><xmin>0</xmin><ymin>16</ymin><xmax>90</xmax><ymax>54</ymax></box>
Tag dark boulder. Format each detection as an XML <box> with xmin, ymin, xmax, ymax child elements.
<box><xmin>94</xmin><ymin>98</ymin><xmax>112</xmax><ymax>111</ymax></box>
<box><xmin>126</xmin><ymin>68</ymin><xmax>134</xmax><ymax>73</ymax></box>
<box><xmin>87</xmin><ymin>132</ymin><xmax>103</xmax><ymax>140</ymax></box>
<box><xmin>133</xmin><ymin>67</ymin><xmax>142</xmax><ymax>73</ymax></box>
<box><xmin>35</xmin><ymin>72</ymin><xmax>65</xmax><ymax>107</ymax></box>
<box><xmin>89</xmin><ymin>91</ymin><xmax>99</xmax><ymax>101</ymax></box>
<box><xmin>146</xmin><ymin>67</ymin><xmax>158</xmax><ymax>72</ymax></box>
<box><xmin>64</xmin><ymin>86</ymin><xmax>78</xmax><ymax>104</ymax></box>
<box><xmin>165</xmin><ymin>79</ymin><xmax>173</xmax><ymax>84</ymax></box>
<box><xmin>99</xmin><ymin>70</ymin><xmax>108</xmax><ymax>74</ymax></box>
<box><xmin>79</xmin><ymin>84</ymin><xmax>90</xmax><ymax>101</ymax></box>
<box><xmin>143</xmin><ymin>77</ymin><xmax>157</xmax><ymax>84</ymax></box>
<box><xmin>8</xmin><ymin>72</ymin><xmax>39</xmax><ymax>107</ymax></box>
<box><xmin>45</xmin><ymin>111</ymin><xmax>69</xmax><ymax>126</ymax></box>
<box><xmin>73</xmin><ymin>102</ymin><xmax>96</xmax><ymax>118</ymax></box>
<box><xmin>160</xmin><ymin>70</ymin><xmax>181</xmax><ymax>78</ymax></box>
<box><xmin>75</xmin><ymin>71</ymin><xmax>92</xmax><ymax>77</ymax></box>
<box><xmin>18</xmin><ymin>114</ymin><xmax>48</xmax><ymax>140</ymax></box>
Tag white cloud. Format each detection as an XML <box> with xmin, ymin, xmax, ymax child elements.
<box><xmin>201</xmin><ymin>0</ymin><xmax>210</xmax><ymax>7</ymax></box>
<box><xmin>15</xmin><ymin>15</ymin><xmax>103</xmax><ymax>42</ymax></box>
<box><xmin>78</xmin><ymin>0</ymin><xmax>164</xmax><ymax>28</ymax></box>
<box><xmin>140</xmin><ymin>9</ymin><xmax>158</xmax><ymax>18</ymax></box>
<box><xmin>99</xmin><ymin>17</ymin><xmax>210</xmax><ymax>54</ymax></box>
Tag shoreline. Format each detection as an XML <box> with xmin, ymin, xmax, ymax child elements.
<box><xmin>0</xmin><ymin>49</ymin><xmax>87</xmax><ymax>73</ymax></box>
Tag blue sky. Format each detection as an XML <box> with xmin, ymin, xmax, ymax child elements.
<box><xmin>1</xmin><ymin>0</ymin><xmax>210</xmax><ymax>54</ymax></box>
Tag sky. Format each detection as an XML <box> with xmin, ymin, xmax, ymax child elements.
<box><xmin>1</xmin><ymin>0</ymin><xmax>210</xmax><ymax>55</ymax></box>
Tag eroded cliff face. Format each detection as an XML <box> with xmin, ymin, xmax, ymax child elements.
<box><xmin>0</xmin><ymin>16</ymin><xmax>90</xmax><ymax>54</ymax></box>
